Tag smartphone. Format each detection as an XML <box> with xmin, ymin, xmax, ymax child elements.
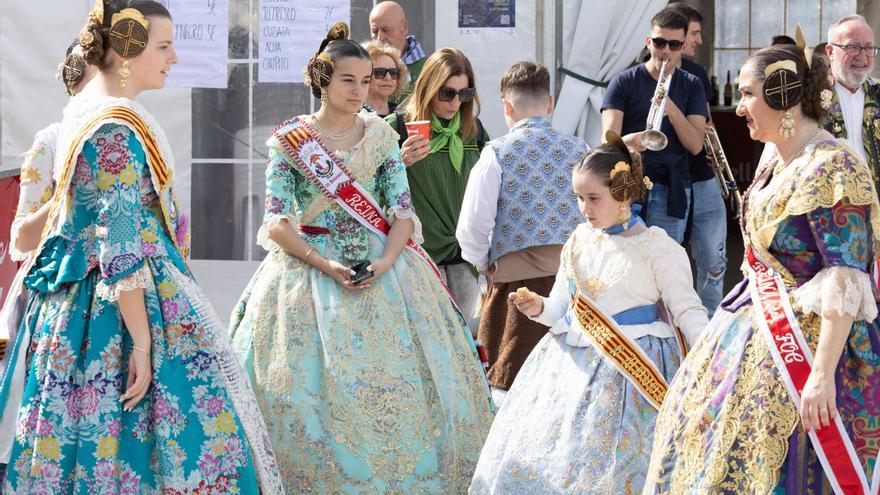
<box><xmin>349</xmin><ymin>260</ymin><xmax>374</xmax><ymax>285</ymax></box>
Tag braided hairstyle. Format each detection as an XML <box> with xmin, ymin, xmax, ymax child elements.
<box><xmin>79</xmin><ymin>0</ymin><xmax>171</xmax><ymax>69</ymax></box>
<box><xmin>303</xmin><ymin>22</ymin><xmax>371</xmax><ymax>99</ymax></box>
<box><xmin>575</xmin><ymin>131</ymin><xmax>649</xmax><ymax>204</ymax></box>
<box><xmin>745</xmin><ymin>44</ymin><xmax>831</xmax><ymax>123</ymax></box>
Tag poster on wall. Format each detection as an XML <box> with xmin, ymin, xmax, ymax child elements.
<box><xmin>458</xmin><ymin>0</ymin><xmax>515</xmax><ymax>31</ymax></box>
<box><xmin>159</xmin><ymin>0</ymin><xmax>230</xmax><ymax>88</ymax></box>
<box><xmin>258</xmin><ymin>0</ymin><xmax>350</xmax><ymax>83</ymax></box>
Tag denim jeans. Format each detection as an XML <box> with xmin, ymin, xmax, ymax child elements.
<box><xmin>690</xmin><ymin>179</ymin><xmax>728</xmax><ymax>316</ymax></box>
<box><xmin>645</xmin><ymin>182</ymin><xmax>691</xmax><ymax>245</ymax></box>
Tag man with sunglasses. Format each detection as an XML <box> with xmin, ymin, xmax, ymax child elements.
<box><xmin>601</xmin><ymin>9</ymin><xmax>708</xmax><ymax>246</ymax></box>
<box><xmin>369</xmin><ymin>1</ymin><xmax>427</xmax><ymax>103</ymax></box>
<box><xmin>666</xmin><ymin>3</ymin><xmax>726</xmax><ymax>317</ymax></box>
<box><xmin>823</xmin><ymin>14</ymin><xmax>880</xmax><ymax>191</ymax></box>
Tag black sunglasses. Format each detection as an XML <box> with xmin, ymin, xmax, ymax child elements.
<box><xmin>437</xmin><ymin>86</ymin><xmax>475</xmax><ymax>103</ymax></box>
<box><xmin>372</xmin><ymin>67</ymin><xmax>401</xmax><ymax>80</ymax></box>
<box><xmin>651</xmin><ymin>37</ymin><xmax>685</xmax><ymax>51</ymax></box>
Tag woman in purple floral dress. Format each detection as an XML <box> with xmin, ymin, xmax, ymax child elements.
<box><xmin>644</xmin><ymin>42</ymin><xmax>880</xmax><ymax>495</ymax></box>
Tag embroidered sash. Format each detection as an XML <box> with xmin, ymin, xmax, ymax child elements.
<box><xmin>569</xmin><ymin>288</ymin><xmax>672</xmax><ymax>410</ymax></box>
<box><xmin>746</xmin><ymin>246</ymin><xmax>876</xmax><ymax>495</ymax></box>
<box><xmin>274</xmin><ymin>119</ymin><xmax>460</xmax><ymax>308</ymax></box>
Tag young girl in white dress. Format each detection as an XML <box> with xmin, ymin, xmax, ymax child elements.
<box><xmin>469</xmin><ymin>132</ymin><xmax>708</xmax><ymax>494</ymax></box>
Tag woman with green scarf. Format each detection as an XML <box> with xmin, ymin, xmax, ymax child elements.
<box><xmin>386</xmin><ymin>47</ymin><xmax>487</xmax><ymax>333</ymax></box>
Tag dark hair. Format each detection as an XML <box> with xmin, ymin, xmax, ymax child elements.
<box><xmin>61</xmin><ymin>38</ymin><xmax>88</xmax><ymax>95</ymax></box>
<box><xmin>303</xmin><ymin>22</ymin><xmax>371</xmax><ymax>99</ymax></box>
<box><xmin>81</xmin><ymin>0</ymin><xmax>172</xmax><ymax>68</ymax></box>
<box><xmin>499</xmin><ymin>61</ymin><xmax>550</xmax><ymax>100</ymax></box>
<box><xmin>745</xmin><ymin>44</ymin><xmax>831</xmax><ymax>123</ymax></box>
<box><xmin>651</xmin><ymin>9</ymin><xmax>689</xmax><ymax>34</ymax></box>
<box><xmin>667</xmin><ymin>3</ymin><xmax>703</xmax><ymax>23</ymax></box>
<box><xmin>575</xmin><ymin>143</ymin><xmax>648</xmax><ymax>203</ymax></box>
<box><xmin>771</xmin><ymin>35</ymin><xmax>797</xmax><ymax>46</ymax></box>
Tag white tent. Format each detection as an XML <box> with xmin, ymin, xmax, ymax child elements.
<box><xmin>552</xmin><ymin>0</ymin><xmax>668</xmax><ymax>145</ymax></box>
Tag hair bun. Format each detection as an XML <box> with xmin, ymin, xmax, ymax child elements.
<box><xmin>763</xmin><ymin>67</ymin><xmax>804</xmax><ymax>110</ymax></box>
<box><xmin>61</xmin><ymin>52</ymin><xmax>88</xmax><ymax>95</ymax></box>
<box><xmin>327</xmin><ymin>22</ymin><xmax>349</xmax><ymax>42</ymax></box>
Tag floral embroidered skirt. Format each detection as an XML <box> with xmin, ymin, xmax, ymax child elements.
<box><xmin>644</xmin><ymin>301</ymin><xmax>880</xmax><ymax>494</ymax></box>
<box><xmin>229</xmin><ymin>231</ymin><xmax>495</xmax><ymax>494</ymax></box>
<box><xmin>0</xmin><ymin>237</ymin><xmax>282</xmax><ymax>494</ymax></box>
<box><xmin>469</xmin><ymin>331</ymin><xmax>682</xmax><ymax>495</ymax></box>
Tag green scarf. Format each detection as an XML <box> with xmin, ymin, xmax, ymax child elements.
<box><xmin>429</xmin><ymin>112</ymin><xmax>464</xmax><ymax>173</ymax></box>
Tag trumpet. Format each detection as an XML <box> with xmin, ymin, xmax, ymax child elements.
<box><xmin>642</xmin><ymin>59</ymin><xmax>673</xmax><ymax>151</ymax></box>
<box><xmin>704</xmin><ymin>126</ymin><xmax>743</xmax><ymax>218</ymax></box>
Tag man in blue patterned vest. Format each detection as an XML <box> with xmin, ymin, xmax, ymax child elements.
<box><xmin>457</xmin><ymin>61</ymin><xmax>588</xmax><ymax>406</ymax></box>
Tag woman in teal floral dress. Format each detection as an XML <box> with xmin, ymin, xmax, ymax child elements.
<box><xmin>229</xmin><ymin>23</ymin><xmax>494</xmax><ymax>494</ymax></box>
<box><xmin>0</xmin><ymin>2</ymin><xmax>281</xmax><ymax>493</ymax></box>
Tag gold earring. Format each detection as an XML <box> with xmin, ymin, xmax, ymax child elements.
<box><xmin>320</xmin><ymin>88</ymin><xmax>328</xmax><ymax>104</ymax></box>
<box><xmin>618</xmin><ymin>202</ymin><xmax>630</xmax><ymax>223</ymax></box>
<box><xmin>118</xmin><ymin>59</ymin><xmax>131</xmax><ymax>89</ymax></box>
<box><xmin>778</xmin><ymin>109</ymin><xmax>795</xmax><ymax>140</ymax></box>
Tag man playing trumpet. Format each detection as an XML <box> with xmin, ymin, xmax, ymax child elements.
<box><xmin>601</xmin><ymin>9</ymin><xmax>708</xmax><ymax>244</ymax></box>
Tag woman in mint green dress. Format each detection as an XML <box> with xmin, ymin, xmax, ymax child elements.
<box><xmin>228</xmin><ymin>23</ymin><xmax>494</xmax><ymax>494</ymax></box>
<box><xmin>0</xmin><ymin>2</ymin><xmax>282</xmax><ymax>493</ymax></box>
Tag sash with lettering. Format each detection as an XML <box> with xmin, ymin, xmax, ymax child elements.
<box><xmin>568</xmin><ymin>287</ymin><xmax>685</xmax><ymax>411</ymax></box>
<box><xmin>274</xmin><ymin>119</ymin><xmax>460</xmax><ymax>310</ymax></box>
<box><xmin>746</xmin><ymin>245</ymin><xmax>878</xmax><ymax>495</ymax></box>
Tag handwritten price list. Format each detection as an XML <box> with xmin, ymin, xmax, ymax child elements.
<box><xmin>259</xmin><ymin>0</ymin><xmax>349</xmax><ymax>83</ymax></box>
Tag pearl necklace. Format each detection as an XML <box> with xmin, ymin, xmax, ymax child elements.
<box><xmin>310</xmin><ymin>114</ymin><xmax>359</xmax><ymax>140</ymax></box>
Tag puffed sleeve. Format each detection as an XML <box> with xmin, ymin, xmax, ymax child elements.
<box><xmin>651</xmin><ymin>232</ymin><xmax>709</xmax><ymax>346</ymax></box>
<box><xmin>791</xmin><ymin>199</ymin><xmax>876</xmax><ymax>321</ymax></box>
<box><xmin>10</xmin><ymin>124</ymin><xmax>58</xmax><ymax>261</ymax></box>
<box><xmin>88</xmin><ymin>124</ymin><xmax>153</xmax><ymax>301</ymax></box>
<box><xmin>256</xmin><ymin>143</ymin><xmax>301</xmax><ymax>251</ymax></box>
<box><xmin>375</xmin><ymin>143</ymin><xmax>424</xmax><ymax>245</ymax></box>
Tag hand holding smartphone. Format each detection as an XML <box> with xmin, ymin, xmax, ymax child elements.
<box><xmin>349</xmin><ymin>260</ymin><xmax>374</xmax><ymax>285</ymax></box>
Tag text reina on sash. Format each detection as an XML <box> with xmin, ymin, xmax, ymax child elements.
<box><xmin>342</xmin><ymin>190</ymin><xmax>385</xmax><ymax>230</ymax></box>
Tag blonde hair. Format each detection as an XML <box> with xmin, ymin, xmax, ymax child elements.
<box><xmin>362</xmin><ymin>41</ymin><xmax>409</xmax><ymax>98</ymax></box>
<box><xmin>404</xmin><ymin>48</ymin><xmax>480</xmax><ymax>140</ymax></box>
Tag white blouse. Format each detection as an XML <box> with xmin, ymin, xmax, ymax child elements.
<box><xmin>532</xmin><ymin>224</ymin><xmax>708</xmax><ymax>347</ymax></box>
<box><xmin>10</xmin><ymin>123</ymin><xmax>60</xmax><ymax>261</ymax></box>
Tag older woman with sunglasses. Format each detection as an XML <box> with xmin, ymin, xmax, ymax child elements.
<box><xmin>362</xmin><ymin>41</ymin><xmax>408</xmax><ymax>117</ymax></box>
<box><xmin>386</xmin><ymin>48</ymin><xmax>488</xmax><ymax>333</ymax></box>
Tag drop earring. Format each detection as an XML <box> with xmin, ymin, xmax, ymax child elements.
<box><xmin>778</xmin><ymin>109</ymin><xmax>795</xmax><ymax>140</ymax></box>
<box><xmin>618</xmin><ymin>202</ymin><xmax>630</xmax><ymax>223</ymax></box>
<box><xmin>118</xmin><ymin>59</ymin><xmax>131</xmax><ymax>89</ymax></box>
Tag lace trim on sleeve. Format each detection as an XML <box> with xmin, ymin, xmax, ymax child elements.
<box><xmin>96</xmin><ymin>264</ymin><xmax>153</xmax><ymax>302</ymax></box>
<box><xmin>387</xmin><ymin>206</ymin><xmax>424</xmax><ymax>245</ymax></box>
<box><xmin>791</xmin><ymin>265</ymin><xmax>877</xmax><ymax>321</ymax></box>
<box><xmin>256</xmin><ymin>214</ymin><xmax>299</xmax><ymax>251</ymax></box>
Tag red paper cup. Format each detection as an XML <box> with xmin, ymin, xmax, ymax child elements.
<box><xmin>405</xmin><ymin>120</ymin><xmax>431</xmax><ymax>141</ymax></box>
